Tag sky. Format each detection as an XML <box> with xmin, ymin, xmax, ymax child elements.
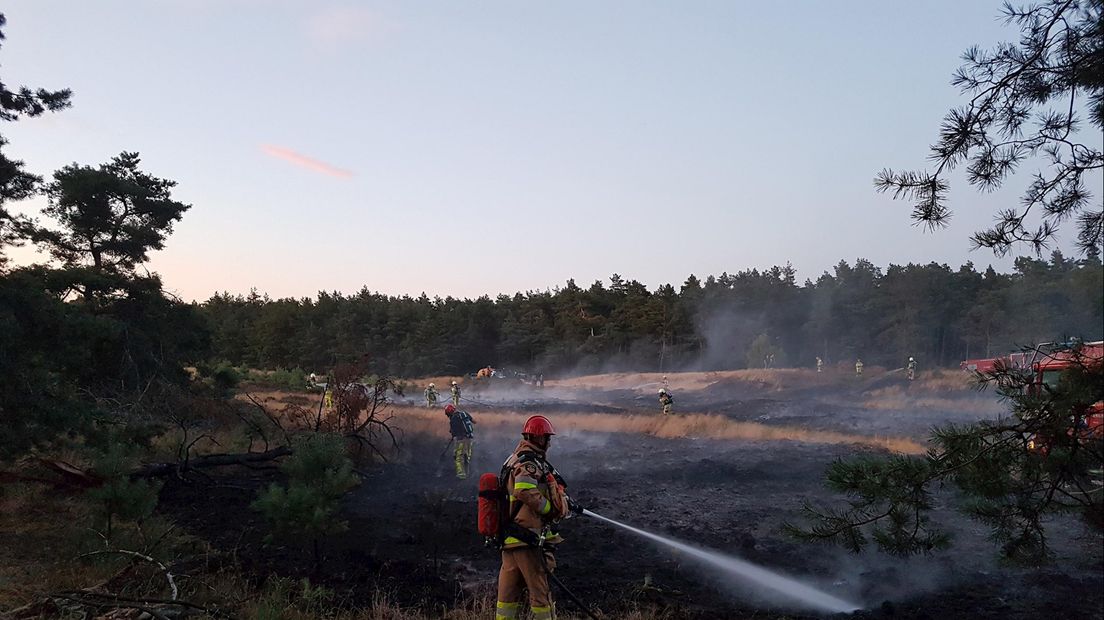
<box><xmin>3</xmin><ymin>1</ymin><xmax>1100</xmax><ymax>302</ymax></box>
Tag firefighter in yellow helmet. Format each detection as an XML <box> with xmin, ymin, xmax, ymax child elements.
<box><xmin>855</xmin><ymin>358</ymin><xmax>864</xmax><ymax>377</ymax></box>
<box><xmin>424</xmin><ymin>382</ymin><xmax>438</xmax><ymax>408</ymax></box>
<box><xmin>496</xmin><ymin>415</ymin><xmax>580</xmax><ymax>620</ymax></box>
<box><xmin>450</xmin><ymin>380</ymin><xmax>461</xmax><ymax>406</ymax></box>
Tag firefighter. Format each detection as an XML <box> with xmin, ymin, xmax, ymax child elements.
<box><xmin>816</xmin><ymin>357</ymin><xmax>823</xmax><ymax>373</ymax></box>
<box><xmin>855</xmin><ymin>358</ymin><xmax>864</xmax><ymax>377</ymax></box>
<box><xmin>323</xmin><ymin>386</ymin><xmax>334</xmax><ymax>409</ymax></box>
<box><xmin>662</xmin><ymin>375</ymin><xmax>669</xmax><ymax>389</ymax></box>
<box><xmin>496</xmin><ymin>415</ymin><xmax>577</xmax><ymax>620</ymax></box>
<box><xmin>659</xmin><ymin>388</ymin><xmax>674</xmax><ymax>415</ymax></box>
<box><xmin>450</xmin><ymin>380</ymin><xmax>462</xmax><ymax>406</ymax></box>
<box><xmin>425</xmin><ymin>382</ymin><xmax>439</xmax><ymax>408</ymax></box>
<box><xmin>907</xmin><ymin>357</ymin><xmax>917</xmax><ymax>381</ymax></box>
<box><xmin>444</xmin><ymin>404</ymin><xmax>475</xmax><ymax>479</ymax></box>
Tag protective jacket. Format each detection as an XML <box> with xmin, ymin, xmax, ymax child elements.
<box><xmin>501</xmin><ymin>439</ymin><xmax>567</xmax><ymax>549</ymax></box>
<box><xmin>449</xmin><ymin>410</ymin><xmax>475</xmax><ymax>438</ymax></box>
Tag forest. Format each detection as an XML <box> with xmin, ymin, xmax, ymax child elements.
<box><xmin>200</xmin><ymin>253</ymin><xmax>1104</xmax><ymax>377</ymax></box>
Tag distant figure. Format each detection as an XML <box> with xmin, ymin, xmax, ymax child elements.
<box><xmin>537</xmin><ymin>372</ymin><xmax>544</xmax><ymax>388</ymax></box>
<box><xmin>662</xmin><ymin>375</ymin><xmax>669</xmax><ymax>389</ymax></box>
<box><xmin>659</xmin><ymin>388</ymin><xmax>674</xmax><ymax>415</ymax></box>
<box><xmin>323</xmin><ymin>386</ymin><xmax>334</xmax><ymax>409</ymax></box>
<box><xmin>308</xmin><ymin>372</ymin><xmax>318</xmax><ymax>388</ymax></box>
<box><xmin>855</xmin><ymin>359</ymin><xmax>864</xmax><ymax>377</ymax></box>
<box><xmin>444</xmin><ymin>404</ymin><xmax>475</xmax><ymax>479</ymax></box>
<box><xmin>816</xmin><ymin>357</ymin><xmax>823</xmax><ymax>373</ymax></box>
<box><xmin>767</xmin><ymin>353</ymin><xmax>775</xmax><ymax>369</ymax></box>
<box><xmin>907</xmin><ymin>357</ymin><xmax>917</xmax><ymax>381</ymax></box>
<box><xmin>425</xmin><ymin>382</ymin><xmax>439</xmax><ymax>408</ymax></box>
<box><xmin>451</xmin><ymin>380</ymin><xmax>462</xmax><ymax>406</ymax></box>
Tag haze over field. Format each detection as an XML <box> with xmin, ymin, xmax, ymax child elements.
<box><xmin>5</xmin><ymin>0</ymin><xmax>1100</xmax><ymax>301</ymax></box>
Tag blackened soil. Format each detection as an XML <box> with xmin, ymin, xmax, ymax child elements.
<box><xmin>159</xmin><ymin>430</ymin><xmax>1103</xmax><ymax>619</ymax></box>
<box><xmin>160</xmin><ymin>381</ymin><xmax>1103</xmax><ymax>619</ymax></box>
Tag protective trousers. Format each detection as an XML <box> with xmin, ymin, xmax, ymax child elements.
<box><xmin>496</xmin><ymin>546</ymin><xmax>556</xmax><ymax>619</ymax></box>
<box><xmin>453</xmin><ymin>437</ymin><xmax>472</xmax><ymax>479</ymax></box>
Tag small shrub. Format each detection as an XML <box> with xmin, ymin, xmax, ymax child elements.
<box><xmin>251</xmin><ymin>434</ymin><xmax>358</xmax><ymax>569</ymax></box>
<box><xmin>85</xmin><ymin>441</ymin><xmax>161</xmax><ymax>538</ymax></box>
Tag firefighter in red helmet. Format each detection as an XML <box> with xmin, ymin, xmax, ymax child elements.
<box><xmin>495</xmin><ymin>415</ymin><xmax>580</xmax><ymax>620</ymax></box>
<box><xmin>444</xmin><ymin>404</ymin><xmax>475</xmax><ymax>479</ymax></box>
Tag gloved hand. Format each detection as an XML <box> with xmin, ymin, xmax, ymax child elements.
<box><xmin>567</xmin><ymin>497</ymin><xmax>584</xmax><ymax>516</ymax></box>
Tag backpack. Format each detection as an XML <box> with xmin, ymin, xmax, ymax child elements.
<box><xmin>477</xmin><ymin>451</ymin><xmax>563</xmax><ymax>548</ymax></box>
<box><xmin>457</xmin><ymin>410</ymin><xmax>475</xmax><ymax>436</ymax></box>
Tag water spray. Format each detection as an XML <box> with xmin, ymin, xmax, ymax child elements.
<box><xmin>580</xmin><ymin>509</ymin><xmax>861</xmax><ymax>615</ymax></box>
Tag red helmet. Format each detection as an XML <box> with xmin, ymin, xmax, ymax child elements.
<box><xmin>444</xmin><ymin>404</ymin><xmax>456</xmax><ymax>415</ymax></box>
<box><xmin>522</xmin><ymin>415</ymin><xmax>555</xmax><ymax>436</ymax></box>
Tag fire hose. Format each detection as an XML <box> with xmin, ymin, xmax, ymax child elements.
<box><xmin>437</xmin><ymin>438</ymin><xmax>454</xmax><ymax>461</ymax></box>
<box><xmin>537</xmin><ymin>501</ymin><xmax>601</xmax><ymax>620</ymax></box>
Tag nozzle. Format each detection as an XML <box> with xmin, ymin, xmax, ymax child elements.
<box><xmin>567</xmin><ymin>497</ymin><xmax>584</xmax><ymax>516</ymax></box>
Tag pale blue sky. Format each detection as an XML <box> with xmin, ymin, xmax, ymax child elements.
<box><xmin>4</xmin><ymin>1</ymin><xmax>1098</xmax><ymax>301</ymax></box>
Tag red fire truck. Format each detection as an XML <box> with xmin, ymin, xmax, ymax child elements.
<box><xmin>962</xmin><ymin>340</ymin><xmax>1104</xmax><ymax>448</ymax></box>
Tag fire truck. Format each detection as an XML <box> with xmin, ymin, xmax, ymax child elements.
<box><xmin>962</xmin><ymin>340</ymin><xmax>1104</xmax><ymax>448</ymax></box>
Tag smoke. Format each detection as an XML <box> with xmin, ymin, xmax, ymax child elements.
<box><xmin>694</xmin><ymin>304</ymin><xmax>763</xmax><ymax>371</ymax></box>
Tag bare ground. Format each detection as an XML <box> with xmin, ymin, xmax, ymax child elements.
<box><xmin>160</xmin><ymin>369</ymin><xmax>1103</xmax><ymax>619</ymax></box>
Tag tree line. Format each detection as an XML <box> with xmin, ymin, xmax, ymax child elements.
<box><xmin>200</xmin><ymin>253</ymin><xmax>1103</xmax><ymax>377</ymax></box>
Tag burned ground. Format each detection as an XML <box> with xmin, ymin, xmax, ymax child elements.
<box><xmin>159</xmin><ymin>370</ymin><xmax>1103</xmax><ymax>619</ymax></box>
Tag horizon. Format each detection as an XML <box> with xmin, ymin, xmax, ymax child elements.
<box><xmin>197</xmin><ymin>253</ymin><xmax>1079</xmax><ymax>304</ymax></box>
<box><xmin>4</xmin><ymin>1</ymin><xmax>1101</xmax><ymax>302</ymax></box>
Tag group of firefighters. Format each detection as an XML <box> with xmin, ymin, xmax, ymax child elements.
<box><xmin>815</xmin><ymin>356</ymin><xmax>919</xmax><ymax>379</ymax></box>
<box><xmin>424</xmin><ymin>381</ymin><xmax>462</xmax><ymax>408</ymax></box>
<box><xmin>429</xmin><ymin>357</ymin><xmax>921</xmax><ymax>619</ymax></box>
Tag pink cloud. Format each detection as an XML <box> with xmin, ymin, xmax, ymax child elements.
<box><xmin>307</xmin><ymin>6</ymin><xmax>395</xmax><ymax>49</ymax></box>
<box><xmin>260</xmin><ymin>144</ymin><xmax>353</xmax><ymax>179</ymax></box>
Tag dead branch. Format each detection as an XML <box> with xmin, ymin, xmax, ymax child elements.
<box><xmin>244</xmin><ymin>392</ymin><xmax>291</xmax><ymax>446</ymax></box>
<box><xmin>79</xmin><ymin>549</ymin><xmax>178</xmax><ymax>600</ymax></box>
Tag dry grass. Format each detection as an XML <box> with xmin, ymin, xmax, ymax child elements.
<box><xmin>234</xmin><ymin>580</ymin><xmax>678</xmax><ymax>620</ymax></box>
<box><xmin>407</xmin><ymin>375</ymin><xmax>470</xmax><ymax>389</ymax></box>
<box><xmin>860</xmin><ymin>386</ymin><xmax>1002</xmax><ymax>414</ymax></box>
<box><xmin>542</xmin><ymin>367</ymin><xmax>979</xmax><ymax>397</ymax></box>
<box><xmin>243</xmin><ymin>385</ymin><xmax>926</xmax><ymax>456</ymax></box>
<box><xmin>0</xmin><ymin>483</ymin><xmax>206</xmax><ymax>612</ymax></box>
<box><xmin>384</xmin><ymin>406</ymin><xmax>925</xmax><ymax>455</ymax></box>
<box><xmin>0</xmin><ymin>485</ymin><xmax>112</xmax><ymax>609</ymax></box>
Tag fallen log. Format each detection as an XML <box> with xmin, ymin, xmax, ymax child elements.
<box><xmin>133</xmin><ymin>446</ymin><xmax>292</xmax><ymax>478</ymax></box>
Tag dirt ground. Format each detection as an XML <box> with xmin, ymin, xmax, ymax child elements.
<box><xmin>160</xmin><ymin>369</ymin><xmax>1104</xmax><ymax>619</ymax></box>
